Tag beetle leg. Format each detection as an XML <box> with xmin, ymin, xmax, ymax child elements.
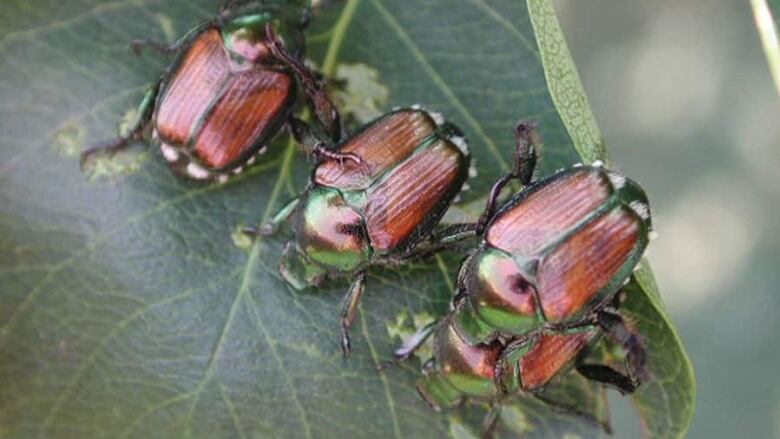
<box><xmin>265</xmin><ymin>24</ymin><xmax>342</xmax><ymax>140</ymax></box>
<box><xmin>575</xmin><ymin>363</ymin><xmax>638</xmax><ymax>395</ymax></box>
<box><xmin>596</xmin><ymin>307</ymin><xmax>647</xmax><ymax>385</ymax></box>
<box><xmin>481</xmin><ymin>403</ymin><xmax>502</xmax><ymax>439</ymax></box>
<box><xmin>566</xmin><ymin>307</ymin><xmax>645</xmax><ymax>394</ymax></box>
<box><xmin>339</xmin><ymin>271</ymin><xmax>366</xmax><ymax>357</ymax></box>
<box><xmin>395</xmin><ymin>223</ymin><xmax>478</xmax><ymax>261</ymax></box>
<box><xmin>80</xmin><ymin>84</ymin><xmax>159</xmax><ymax>167</ymax></box>
<box><xmin>475</xmin><ymin>121</ymin><xmax>539</xmax><ymax>234</ymax></box>
<box><xmin>428</xmin><ymin>223</ymin><xmax>478</xmax><ymax>247</ymax></box>
<box><xmin>289</xmin><ymin>117</ymin><xmax>368</xmax><ymax>172</ymax></box>
<box><xmin>493</xmin><ymin>332</ymin><xmax>537</xmax><ymax>393</ymax></box>
<box><xmin>392</xmin><ymin>320</ymin><xmax>438</xmax><ymax>361</ymax></box>
<box><xmin>311</xmin><ymin>142</ymin><xmax>367</xmax><ymax>171</ymax></box>
<box><xmin>243</xmin><ymin>197</ymin><xmax>300</xmax><ymax>238</ymax></box>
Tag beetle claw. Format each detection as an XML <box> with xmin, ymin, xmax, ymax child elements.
<box><xmin>340</xmin><ymin>152</ymin><xmax>370</xmax><ymax>174</ymax></box>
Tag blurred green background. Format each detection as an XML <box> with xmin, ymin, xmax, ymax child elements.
<box><xmin>557</xmin><ymin>0</ymin><xmax>780</xmax><ymax>437</ymax></box>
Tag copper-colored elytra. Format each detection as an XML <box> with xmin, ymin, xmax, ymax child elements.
<box><xmin>193</xmin><ymin>70</ymin><xmax>292</xmax><ymax>169</ymax></box>
<box><xmin>314</xmin><ymin>110</ymin><xmax>438</xmax><ymax>190</ymax></box>
<box><xmin>537</xmin><ymin>207</ymin><xmax>640</xmax><ymax>320</ymax></box>
<box><xmin>487</xmin><ymin>169</ymin><xmax>612</xmax><ymax>256</ymax></box>
<box><xmin>519</xmin><ymin>331</ymin><xmax>594</xmax><ymax>390</ymax></box>
<box><xmin>364</xmin><ymin>140</ymin><xmax>462</xmax><ymax>252</ymax></box>
<box><xmin>156</xmin><ymin>29</ymin><xmax>230</xmax><ymax>146</ymax></box>
<box><xmin>439</xmin><ymin>321</ymin><xmax>502</xmax><ymax>380</ymax></box>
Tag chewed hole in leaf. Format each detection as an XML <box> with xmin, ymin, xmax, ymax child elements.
<box><xmin>386</xmin><ymin>310</ymin><xmax>436</xmax><ymax>361</ymax></box>
<box><xmin>331</xmin><ymin>63</ymin><xmax>390</xmax><ymax>126</ymax></box>
<box><xmin>53</xmin><ymin>122</ymin><xmax>86</xmax><ymax>157</ymax></box>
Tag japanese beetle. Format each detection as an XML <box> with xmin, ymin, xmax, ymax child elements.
<box><xmin>395</xmin><ymin>297</ymin><xmax>644</xmax><ymax>437</ymax></box>
<box><xmin>250</xmin><ymin>106</ymin><xmax>474</xmax><ymax>355</ymax></box>
<box><xmin>393</xmin><ymin>121</ymin><xmax>651</xmax><ymax>435</ymax></box>
<box><xmin>81</xmin><ymin>0</ymin><xmax>354</xmax><ymax>181</ymax></box>
<box><xmin>453</xmin><ymin>122</ymin><xmax>652</xmax><ymax>345</ymax></box>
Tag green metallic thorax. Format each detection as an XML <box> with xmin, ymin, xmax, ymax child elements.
<box><xmin>417</xmin><ymin>310</ymin><xmax>526</xmax><ymax>409</ymax></box>
<box><xmin>298</xmin><ymin>187</ymin><xmax>371</xmax><ymax>270</ymax></box>
<box><xmin>279</xmin><ymin>187</ymin><xmax>372</xmax><ymax>289</ymax></box>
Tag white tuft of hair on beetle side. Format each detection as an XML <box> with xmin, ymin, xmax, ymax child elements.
<box><xmin>630</xmin><ymin>201</ymin><xmax>651</xmax><ymax>220</ymax></box>
<box><xmin>649</xmin><ymin>231</ymin><xmax>659</xmax><ymax>241</ymax></box>
<box><xmin>429</xmin><ymin>111</ymin><xmax>445</xmax><ymax>126</ymax></box>
<box><xmin>592</xmin><ymin>160</ymin><xmax>605</xmax><ymax>168</ymax></box>
<box><xmin>608</xmin><ymin>172</ymin><xmax>627</xmax><ymax>190</ymax></box>
<box><xmin>450</xmin><ymin>136</ymin><xmax>469</xmax><ymax>155</ymax></box>
<box><xmin>160</xmin><ymin>143</ymin><xmax>180</xmax><ymax>162</ymax></box>
<box><xmin>186</xmin><ymin>162</ymin><xmax>211</xmax><ymax>180</ymax></box>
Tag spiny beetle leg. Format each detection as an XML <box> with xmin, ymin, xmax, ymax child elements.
<box><xmin>80</xmin><ymin>85</ymin><xmax>159</xmax><ymax>168</ymax></box>
<box><xmin>405</xmin><ymin>223</ymin><xmax>478</xmax><ymax>260</ymax></box>
<box><xmin>290</xmin><ymin>117</ymin><xmax>369</xmax><ymax>172</ymax></box>
<box><xmin>492</xmin><ymin>333</ymin><xmax>536</xmax><ymax>393</ymax></box>
<box><xmin>339</xmin><ymin>271</ymin><xmax>366</xmax><ymax>357</ymax></box>
<box><xmin>392</xmin><ymin>320</ymin><xmax>438</xmax><ymax>362</ymax></box>
<box><xmin>481</xmin><ymin>404</ymin><xmax>502</xmax><ymax>439</ymax></box>
<box><xmin>243</xmin><ymin>197</ymin><xmax>300</xmax><ymax>238</ymax></box>
<box><xmin>311</xmin><ymin>142</ymin><xmax>367</xmax><ymax>171</ymax></box>
<box><xmin>265</xmin><ymin>23</ymin><xmax>341</xmax><ymax>140</ymax></box>
<box><xmin>476</xmin><ymin>121</ymin><xmax>540</xmax><ymax>234</ymax></box>
<box><xmin>596</xmin><ymin>307</ymin><xmax>647</xmax><ymax>382</ymax></box>
<box><xmin>575</xmin><ymin>363</ymin><xmax>638</xmax><ymax>395</ymax></box>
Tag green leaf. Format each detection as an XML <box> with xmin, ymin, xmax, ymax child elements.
<box><xmin>752</xmin><ymin>0</ymin><xmax>780</xmax><ymax>95</ymax></box>
<box><xmin>528</xmin><ymin>1</ymin><xmax>696</xmax><ymax>437</ymax></box>
<box><xmin>0</xmin><ymin>1</ymin><xmax>692</xmax><ymax>438</ymax></box>
<box><xmin>623</xmin><ymin>264</ymin><xmax>697</xmax><ymax>439</ymax></box>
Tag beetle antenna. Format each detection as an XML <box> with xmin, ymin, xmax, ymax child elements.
<box><xmin>475</xmin><ymin>121</ymin><xmax>539</xmax><ymax>235</ymax></box>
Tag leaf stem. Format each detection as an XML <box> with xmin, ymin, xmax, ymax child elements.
<box><xmin>322</xmin><ymin>0</ymin><xmax>360</xmax><ymax>76</ymax></box>
<box><xmin>527</xmin><ymin>0</ymin><xmax>607</xmax><ymax>165</ymax></box>
<box><xmin>750</xmin><ymin>0</ymin><xmax>780</xmax><ymax>95</ymax></box>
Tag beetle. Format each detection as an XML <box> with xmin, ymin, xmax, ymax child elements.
<box><xmin>394</xmin><ymin>296</ymin><xmax>645</xmax><ymax>437</ymax></box>
<box><xmin>81</xmin><ymin>0</ymin><xmax>358</xmax><ymax>181</ymax></box>
<box><xmin>247</xmin><ymin>106</ymin><xmax>475</xmax><ymax>355</ymax></box>
<box><xmin>451</xmin><ymin>122</ymin><xmax>653</xmax><ymax>346</ymax></box>
<box><xmin>391</xmin><ymin>121</ymin><xmax>651</xmax><ymax>435</ymax></box>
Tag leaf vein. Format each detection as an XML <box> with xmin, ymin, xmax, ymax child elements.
<box><xmin>369</xmin><ymin>0</ymin><xmax>510</xmax><ymax>173</ymax></box>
